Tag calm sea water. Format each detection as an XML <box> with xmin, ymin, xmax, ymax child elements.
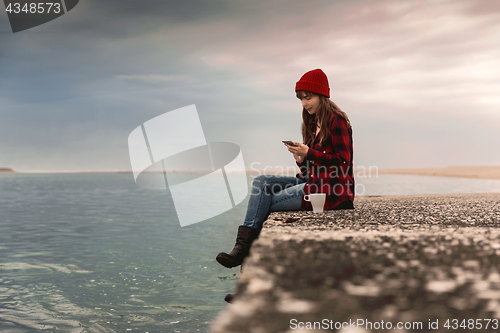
<box><xmin>1</xmin><ymin>172</ymin><xmax>500</xmax><ymax>333</ymax></box>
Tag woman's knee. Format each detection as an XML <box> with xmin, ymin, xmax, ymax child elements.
<box><xmin>250</xmin><ymin>174</ymin><xmax>270</xmax><ymax>195</ymax></box>
<box><xmin>251</xmin><ymin>175</ymin><xmax>267</xmax><ymax>189</ymax></box>
<box><xmin>252</xmin><ymin>174</ymin><xmax>268</xmax><ymax>184</ymax></box>
<box><xmin>251</xmin><ymin>174</ymin><xmax>296</xmax><ymax>194</ymax></box>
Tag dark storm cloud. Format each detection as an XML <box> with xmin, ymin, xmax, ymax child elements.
<box><xmin>55</xmin><ymin>0</ymin><xmax>238</xmax><ymax>38</ymax></box>
<box><xmin>0</xmin><ymin>0</ymin><xmax>263</xmax><ymax>107</ymax></box>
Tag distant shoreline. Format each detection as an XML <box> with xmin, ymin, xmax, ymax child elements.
<box><xmin>3</xmin><ymin>166</ymin><xmax>500</xmax><ymax>180</ymax></box>
<box><xmin>379</xmin><ymin>166</ymin><xmax>500</xmax><ymax>180</ymax></box>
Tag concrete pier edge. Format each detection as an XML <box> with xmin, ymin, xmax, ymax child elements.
<box><xmin>212</xmin><ymin>193</ymin><xmax>500</xmax><ymax>333</ymax></box>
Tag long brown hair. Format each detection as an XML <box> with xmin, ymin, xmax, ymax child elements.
<box><xmin>296</xmin><ymin>91</ymin><xmax>351</xmax><ymax>147</ymax></box>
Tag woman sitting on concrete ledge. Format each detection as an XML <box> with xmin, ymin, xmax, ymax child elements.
<box><xmin>216</xmin><ymin>68</ymin><xmax>355</xmax><ymax>281</ymax></box>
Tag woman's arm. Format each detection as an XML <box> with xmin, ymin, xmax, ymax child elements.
<box><xmin>288</xmin><ymin>144</ymin><xmax>308</xmax><ymax>179</ymax></box>
<box><xmin>285</xmin><ymin>142</ymin><xmax>308</xmax><ymax>163</ymax></box>
<box><xmin>292</xmin><ymin>150</ymin><xmax>306</xmax><ymax>164</ymax></box>
<box><xmin>305</xmin><ymin>117</ymin><xmax>351</xmax><ymax>168</ymax></box>
<box><xmin>285</xmin><ymin>142</ymin><xmax>308</xmax><ymax>178</ymax></box>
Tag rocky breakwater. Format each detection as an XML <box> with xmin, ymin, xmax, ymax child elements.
<box><xmin>212</xmin><ymin>193</ymin><xmax>500</xmax><ymax>333</ymax></box>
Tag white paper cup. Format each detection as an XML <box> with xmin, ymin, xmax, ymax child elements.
<box><xmin>304</xmin><ymin>193</ymin><xmax>326</xmax><ymax>213</ymax></box>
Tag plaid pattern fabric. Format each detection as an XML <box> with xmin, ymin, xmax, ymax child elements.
<box><xmin>296</xmin><ymin>113</ymin><xmax>355</xmax><ymax>210</ymax></box>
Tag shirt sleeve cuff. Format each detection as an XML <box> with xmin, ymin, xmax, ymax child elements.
<box><xmin>306</xmin><ymin>148</ymin><xmax>322</xmax><ymax>165</ymax></box>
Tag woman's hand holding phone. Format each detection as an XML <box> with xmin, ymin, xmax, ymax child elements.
<box><xmin>283</xmin><ymin>141</ymin><xmax>308</xmax><ymax>163</ymax></box>
<box><xmin>282</xmin><ymin>140</ymin><xmax>296</xmax><ymax>146</ymax></box>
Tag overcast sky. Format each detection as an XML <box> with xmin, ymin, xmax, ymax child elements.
<box><xmin>1</xmin><ymin>0</ymin><xmax>499</xmax><ymax>172</ymax></box>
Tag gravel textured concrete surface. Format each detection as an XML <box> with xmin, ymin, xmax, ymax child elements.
<box><xmin>212</xmin><ymin>193</ymin><xmax>500</xmax><ymax>333</ymax></box>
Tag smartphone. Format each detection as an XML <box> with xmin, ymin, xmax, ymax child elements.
<box><xmin>282</xmin><ymin>140</ymin><xmax>297</xmax><ymax>146</ymax></box>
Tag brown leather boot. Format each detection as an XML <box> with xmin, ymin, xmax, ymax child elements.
<box><xmin>216</xmin><ymin>225</ymin><xmax>259</xmax><ymax>268</ymax></box>
<box><xmin>224</xmin><ymin>293</ymin><xmax>235</xmax><ymax>303</ymax></box>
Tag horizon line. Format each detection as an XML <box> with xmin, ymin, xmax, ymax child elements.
<box><xmin>2</xmin><ymin>165</ymin><xmax>499</xmax><ymax>174</ymax></box>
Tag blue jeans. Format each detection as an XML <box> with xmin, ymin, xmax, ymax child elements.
<box><xmin>243</xmin><ymin>174</ymin><xmax>306</xmax><ymax>232</ymax></box>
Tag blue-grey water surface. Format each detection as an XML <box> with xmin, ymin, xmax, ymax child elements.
<box><xmin>1</xmin><ymin>172</ymin><xmax>500</xmax><ymax>332</ymax></box>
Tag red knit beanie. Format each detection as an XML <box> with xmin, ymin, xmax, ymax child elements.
<box><xmin>295</xmin><ymin>69</ymin><xmax>330</xmax><ymax>98</ymax></box>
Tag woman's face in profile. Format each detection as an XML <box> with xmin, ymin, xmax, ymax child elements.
<box><xmin>300</xmin><ymin>93</ymin><xmax>320</xmax><ymax>115</ymax></box>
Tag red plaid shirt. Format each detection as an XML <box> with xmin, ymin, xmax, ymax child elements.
<box><xmin>296</xmin><ymin>113</ymin><xmax>355</xmax><ymax>210</ymax></box>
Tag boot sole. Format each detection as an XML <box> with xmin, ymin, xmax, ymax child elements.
<box><xmin>216</xmin><ymin>253</ymin><xmax>240</xmax><ymax>268</ymax></box>
<box><xmin>224</xmin><ymin>293</ymin><xmax>235</xmax><ymax>303</ymax></box>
